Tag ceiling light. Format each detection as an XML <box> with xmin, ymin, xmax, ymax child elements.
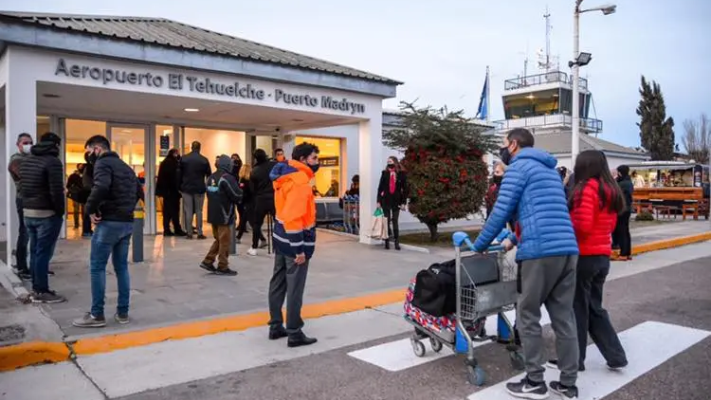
<box><xmin>184</xmin><ymin>108</ymin><xmax>200</xmax><ymax>112</ymax></box>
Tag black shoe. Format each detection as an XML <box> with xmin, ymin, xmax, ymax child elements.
<box><xmin>186</xmin><ymin>235</ymin><xmax>194</xmax><ymax>240</ymax></box>
<box><xmin>164</xmin><ymin>231</ymin><xmax>175</xmax><ymax>237</ymax></box>
<box><xmin>607</xmin><ymin>360</ymin><xmax>628</xmax><ymax>371</ymax></box>
<box><xmin>32</xmin><ymin>290</ymin><xmax>67</xmax><ymax>304</ymax></box>
<box><xmin>287</xmin><ymin>332</ymin><xmax>318</xmax><ymax>348</ymax></box>
<box><xmin>505</xmin><ymin>377</ymin><xmax>549</xmax><ymax>400</ymax></box>
<box><xmin>214</xmin><ymin>268</ymin><xmax>238</xmax><ymax>276</ymax></box>
<box><xmin>47</xmin><ymin>270</ymin><xmax>55</xmax><ymax>276</ymax></box>
<box><xmin>384</xmin><ymin>240</ymin><xmax>390</xmax><ymax>250</ymax></box>
<box><xmin>199</xmin><ymin>262</ymin><xmax>216</xmax><ymax>273</ymax></box>
<box><xmin>174</xmin><ymin>230</ymin><xmax>187</xmax><ymax>237</ymax></box>
<box><xmin>16</xmin><ymin>269</ymin><xmax>31</xmax><ymax>280</ymax></box>
<box><xmin>197</xmin><ymin>234</ymin><xmax>207</xmax><ymax>240</ymax></box>
<box><xmin>549</xmin><ymin>381</ymin><xmax>578</xmax><ymax>399</ymax></box>
<box><xmin>394</xmin><ymin>241</ymin><xmax>401</xmax><ymax>251</ymax></box>
<box><xmin>269</xmin><ymin>326</ymin><xmax>288</xmax><ymax>340</ymax></box>
<box><xmin>546</xmin><ymin>359</ymin><xmax>585</xmax><ymax>372</ymax></box>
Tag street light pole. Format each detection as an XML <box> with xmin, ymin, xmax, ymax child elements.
<box><xmin>571</xmin><ymin>0</ymin><xmax>582</xmax><ymax>163</ymax></box>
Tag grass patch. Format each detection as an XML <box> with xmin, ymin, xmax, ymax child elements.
<box><xmin>399</xmin><ymin>229</ymin><xmax>481</xmax><ymax>248</ymax></box>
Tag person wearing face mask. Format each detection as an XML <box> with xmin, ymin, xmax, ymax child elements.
<box><xmin>156</xmin><ymin>149</ymin><xmax>185</xmax><ymax>236</ymax></box>
<box><xmin>267</xmin><ymin>142</ymin><xmax>320</xmax><ymax>348</ymax></box>
<box><xmin>66</xmin><ymin>164</ymin><xmax>86</xmax><ymax>230</ymax></box>
<box><xmin>273</xmin><ymin>148</ymin><xmax>286</xmax><ymax>163</ymax></box>
<box><xmin>7</xmin><ymin>133</ymin><xmax>34</xmax><ymax>280</ymax></box>
<box><xmin>19</xmin><ymin>132</ymin><xmax>66</xmax><ymax>304</ymax></box>
<box><xmin>73</xmin><ymin>135</ymin><xmax>144</xmax><ymax>328</ymax></box>
<box><xmin>377</xmin><ymin>156</ymin><xmax>408</xmax><ymax>251</ymax></box>
<box><xmin>473</xmin><ymin>128</ymin><xmax>580</xmax><ymax>399</ymax></box>
<box><xmin>485</xmin><ymin>162</ymin><xmax>505</xmax><ymax>219</ymax></box>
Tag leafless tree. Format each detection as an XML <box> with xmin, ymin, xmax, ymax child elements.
<box><xmin>682</xmin><ymin>114</ymin><xmax>710</xmax><ymax>163</ymax></box>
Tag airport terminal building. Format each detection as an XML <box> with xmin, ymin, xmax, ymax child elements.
<box><xmin>0</xmin><ymin>11</ymin><xmax>402</xmax><ymax>265</ymax></box>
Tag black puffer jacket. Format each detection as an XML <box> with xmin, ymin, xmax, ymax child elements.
<box><xmin>179</xmin><ymin>151</ymin><xmax>211</xmax><ymax>194</ymax></box>
<box><xmin>86</xmin><ymin>152</ymin><xmax>144</xmax><ymax>222</ymax></box>
<box><xmin>19</xmin><ymin>141</ymin><xmax>65</xmax><ymax>216</ymax></box>
<box><xmin>250</xmin><ymin>154</ymin><xmax>277</xmax><ymax>202</ymax></box>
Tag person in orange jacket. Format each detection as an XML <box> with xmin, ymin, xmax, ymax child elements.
<box><xmin>267</xmin><ymin>142</ymin><xmax>320</xmax><ymax>348</ymax></box>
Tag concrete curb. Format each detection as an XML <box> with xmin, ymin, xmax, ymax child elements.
<box><xmin>0</xmin><ymin>261</ymin><xmax>31</xmax><ymax>299</ymax></box>
<box><xmin>1</xmin><ymin>232</ymin><xmax>708</xmax><ymax>372</ymax></box>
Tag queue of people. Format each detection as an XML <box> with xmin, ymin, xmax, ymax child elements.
<box><xmin>477</xmin><ymin>128</ymin><xmax>630</xmax><ymax>400</ymax></box>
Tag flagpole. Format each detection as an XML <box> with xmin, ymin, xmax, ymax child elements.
<box><xmin>485</xmin><ymin>66</ymin><xmax>491</xmax><ymax>124</ymax></box>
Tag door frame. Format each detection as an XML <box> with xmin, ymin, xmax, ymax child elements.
<box><xmin>106</xmin><ymin>122</ymin><xmax>154</xmax><ymax>235</ymax></box>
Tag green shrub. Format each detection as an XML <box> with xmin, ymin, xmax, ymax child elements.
<box><xmin>635</xmin><ymin>211</ymin><xmax>655</xmax><ymax>221</ymax></box>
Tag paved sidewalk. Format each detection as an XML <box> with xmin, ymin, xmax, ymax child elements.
<box><xmin>4</xmin><ymin>220</ymin><xmax>709</xmax><ymax>339</ymax></box>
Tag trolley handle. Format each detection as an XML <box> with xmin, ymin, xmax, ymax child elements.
<box><xmin>452</xmin><ymin>231</ymin><xmax>505</xmax><ymax>253</ymax></box>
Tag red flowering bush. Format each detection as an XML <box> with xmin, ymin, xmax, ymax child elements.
<box><xmin>384</xmin><ymin>102</ymin><xmax>495</xmax><ymax>241</ymax></box>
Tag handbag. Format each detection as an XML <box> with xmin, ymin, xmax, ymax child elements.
<box><xmin>370</xmin><ymin>207</ymin><xmax>389</xmax><ymax>240</ymax></box>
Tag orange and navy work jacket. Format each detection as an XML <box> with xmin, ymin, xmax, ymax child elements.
<box><xmin>270</xmin><ymin>160</ymin><xmax>317</xmax><ymax>259</ymax></box>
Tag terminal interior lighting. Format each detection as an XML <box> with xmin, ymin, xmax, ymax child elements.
<box><xmin>184</xmin><ymin>108</ymin><xmax>200</xmax><ymax>112</ymax></box>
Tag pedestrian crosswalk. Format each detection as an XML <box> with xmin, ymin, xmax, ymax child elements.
<box><xmin>469</xmin><ymin>321</ymin><xmax>710</xmax><ymax>400</ymax></box>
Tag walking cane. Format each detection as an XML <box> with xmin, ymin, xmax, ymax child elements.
<box><xmin>266</xmin><ymin>213</ymin><xmax>273</xmax><ymax>254</ymax></box>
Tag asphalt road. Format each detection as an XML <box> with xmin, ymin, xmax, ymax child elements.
<box><xmin>117</xmin><ymin>254</ymin><xmax>711</xmax><ymax>400</ymax></box>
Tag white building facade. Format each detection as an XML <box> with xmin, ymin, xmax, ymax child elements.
<box><xmin>0</xmin><ymin>12</ymin><xmax>403</xmax><ymax>267</ymax></box>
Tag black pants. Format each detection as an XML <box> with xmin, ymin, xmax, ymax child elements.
<box><xmin>236</xmin><ymin>203</ymin><xmax>248</xmax><ymax>239</ymax></box>
<box><xmin>15</xmin><ymin>197</ymin><xmax>29</xmax><ymax>271</ymax></box>
<box><xmin>162</xmin><ymin>195</ymin><xmax>183</xmax><ymax>233</ymax></box>
<box><xmin>613</xmin><ymin>212</ymin><xmax>632</xmax><ymax>256</ymax></box>
<box><xmin>384</xmin><ymin>206</ymin><xmax>400</xmax><ymax>241</ymax></box>
<box><xmin>82</xmin><ymin>205</ymin><xmax>93</xmax><ymax>235</ymax></box>
<box><xmin>574</xmin><ymin>255</ymin><xmax>627</xmax><ymax>368</ymax></box>
<box><xmin>252</xmin><ymin>200</ymin><xmax>275</xmax><ymax>249</ymax></box>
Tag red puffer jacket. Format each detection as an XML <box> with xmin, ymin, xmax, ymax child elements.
<box><xmin>570</xmin><ymin>179</ymin><xmax>618</xmax><ymax>256</ymax></box>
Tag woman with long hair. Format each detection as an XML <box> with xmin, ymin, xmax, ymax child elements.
<box><xmin>485</xmin><ymin>163</ymin><xmax>505</xmax><ymax>219</ymax></box>
<box><xmin>377</xmin><ymin>156</ymin><xmax>408</xmax><ymax>250</ymax></box>
<box><xmin>236</xmin><ymin>163</ymin><xmax>255</xmax><ymax>243</ymax></box>
<box><xmin>549</xmin><ymin>150</ymin><xmax>628</xmax><ymax>373</ymax></box>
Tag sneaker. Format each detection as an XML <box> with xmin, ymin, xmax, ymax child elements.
<box><xmin>199</xmin><ymin>262</ymin><xmax>216</xmax><ymax>273</ymax></box>
<box><xmin>72</xmin><ymin>313</ymin><xmax>107</xmax><ymax>328</ymax></box>
<box><xmin>546</xmin><ymin>359</ymin><xmax>585</xmax><ymax>372</ymax></box>
<box><xmin>549</xmin><ymin>381</ymin><xmax>578</xmax><ymax>399</ymax></box>
<box><xmin>32</xmin><ymin>291</ymin><xmax>66</xmax><ymax>304</ymax></box>
<box><xmin>247</xmin><ymin>248</ymin><xmax>258</xmax><ymax>257</ymax></box>
<box><xmin>269</xmin><ymin>326</ymin><xmax>288</xmax><ymax>340</ymax></box>
<box><xmin>197</xmin><ymin>234</ymin><xmax>207</xmax><ymax>240</ymax></box>
<box><xmin>114</xmin><ymin>313</ymin><xmax>130</xmax><ymax>325</ymax></box>
<box><xmin>214</xmin><ymin>268</ymin><xmax>238</xmax><ymax>276</ymax></box>
<box><xmin>186</xmin><ymin>235</ymin><xmax>194</xmax><ymax>240</ymax></box>
<box><xmin>607</xmin><ymin>361</ymin><xmax>628</xmax><ymax>371</ymax></box>
<box><xmin>505</xmin><ymin>377</ymin><xmax>549</xmax><ymax>399</ymax></box>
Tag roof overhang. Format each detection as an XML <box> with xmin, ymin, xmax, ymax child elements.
<box><xmin>0</xmin><ymin>19</ymin><xmax>399</xmax><ymax>98</ymax></box>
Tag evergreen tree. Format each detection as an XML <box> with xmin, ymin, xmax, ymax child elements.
<box><xmin>384</xmin><ymin>102</ymin><xmax>495</xmax><ymax>241</ymax></box>
<box><xmin>636</xmin><ymin>76</ymin><xmax>675</xmax><ymax>160</ymax></box>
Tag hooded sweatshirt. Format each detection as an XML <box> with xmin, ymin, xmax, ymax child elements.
<box><xmin>206</xmin><ymin>155</ymin><xmax>243</xmax><ymax>226</ymax></box>
<box><xmin>474</xmin><ymin>147</ymin><xmax>579</xmax><ymax>261</ymax></box>
<box><xmin>270</xmin><ymin>160</ymin><xmax>317</xmax><ymax>259</ymax></box>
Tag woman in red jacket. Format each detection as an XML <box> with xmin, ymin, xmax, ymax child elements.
<box><xmin>549</xmin><ymin>150</ymin><xmax>628</xmax><ymax>373</ymax></box>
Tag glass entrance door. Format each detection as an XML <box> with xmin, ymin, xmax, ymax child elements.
<box><xmin>107</xmin><ymin>124</ymin><xmax>152</xmax><ymax>234</ymax></box>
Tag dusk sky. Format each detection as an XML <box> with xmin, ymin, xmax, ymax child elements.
<box><xmin>3</xmin><ymin>0</ymin><xmax>709</xmax><ymax>148</ymax></box>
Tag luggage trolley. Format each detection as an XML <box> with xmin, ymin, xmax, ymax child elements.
<box><xmin>406</xmin><ymin>231</ymin><xmax>521</xmax><ymax>386</ymax></box>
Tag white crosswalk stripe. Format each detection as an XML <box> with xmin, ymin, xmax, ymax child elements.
<box><xmin>469</xmin><ymin>321</ymin><xmax>710</xmax><ymax>400</ymax></box>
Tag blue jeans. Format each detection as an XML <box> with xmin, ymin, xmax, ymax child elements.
<box><xmin>25</xmin><ymin>215</ymin><xmax>63</xmax><ymax>293</ymax></box>
<box><xmin>90</xmin><ymin>221</ymin><xmax>133</xmax><ymax>318</ymax></box>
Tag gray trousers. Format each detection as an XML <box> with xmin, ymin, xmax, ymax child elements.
<box><xmin>268</xmin><ymin>253</ymin><xmax>309</xmax><ymax>335</ymax></box>
<box><xmin>181</xmin><ymin>192</ymin><xmax>205</xmax><ymax>236</ymax></box>
<box><xmin>518</xmin><ymin>255</ymin><xmax>579</xmax><ymax>386</ymax></box>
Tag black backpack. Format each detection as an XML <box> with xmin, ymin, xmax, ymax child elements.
<box><xmin>411</xmin><ymin>260</ymin><xmax>457</xmax><ymax>317</ymax></box>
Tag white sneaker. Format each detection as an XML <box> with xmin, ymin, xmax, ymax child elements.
<box><xmin>247</xmin><ymin>248</ymin><xmax>258</xmax><ymax>257</ymax></box>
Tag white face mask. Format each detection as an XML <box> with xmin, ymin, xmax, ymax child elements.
<box><xmin>21</xmin><ymin>144</ymin><xmax>32</xmax><ymax>154</ymax></box>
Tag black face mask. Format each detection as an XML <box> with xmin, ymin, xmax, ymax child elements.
<box><xmin>387</xmin><ymin>164</ymin><xmax>395</xmax><ymax>170</ymax></box>
<box><xmin>86</xmin><ymin>152</ymin><xmax>98</xmax><ymax>165</ymax></box>
<box><xmin>499</xmin><ymin>147</ymin><xmax>512</xmax><ymax>166</ymax></box>
<box><xmin>493</xmin><ymin>175</ymin><xmax>503</xmax><ymax>184</ymax></box>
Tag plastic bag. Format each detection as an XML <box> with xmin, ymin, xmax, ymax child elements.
<box><xmin>370</xmin><ymin>208</ymin><xmax>389</xmax><ymax>240</ymax></box>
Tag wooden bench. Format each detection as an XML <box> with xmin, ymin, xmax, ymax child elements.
<box><xmin>681</xmin><ymin>200</ymin><xmax>700</xmax><ymax>220</ymax></box>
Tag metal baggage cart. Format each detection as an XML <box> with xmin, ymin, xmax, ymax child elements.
<box><xmin>405</xmin><ymin>231</ymin><xmax>522</xmax><ymax>386</ymax></box>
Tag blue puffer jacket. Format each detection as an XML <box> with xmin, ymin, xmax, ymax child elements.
<box><xmin>474</xmin><ymin>148</ymin><xmax>579</xmax><ymax>260</ymax></box>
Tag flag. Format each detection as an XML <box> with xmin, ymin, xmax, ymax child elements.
<box><xmin>475</xmin><ymin>67</ymin><xmax>489</xmax><ymax>121</ymax></box>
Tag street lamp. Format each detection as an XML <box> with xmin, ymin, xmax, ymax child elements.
<box><xmin>570</xmin><ymin>1</ymin><xmax>617</xmax><ymax>162</ymax></box>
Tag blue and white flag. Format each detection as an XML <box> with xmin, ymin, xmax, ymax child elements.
<box><xmin>475</xmin><ymin>67</ymin><xmax>489</xmax><ymax>121</ymax></box>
